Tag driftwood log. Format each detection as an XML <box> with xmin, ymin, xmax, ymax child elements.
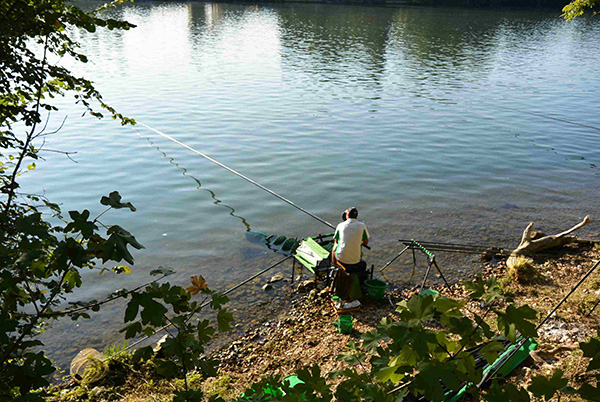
<box><xmin>507</xmin><ymin>215</ymin><xmax>591</xmax><ymax>268</ymax></box>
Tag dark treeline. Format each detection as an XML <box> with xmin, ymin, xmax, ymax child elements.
<box><xmin>193</xmin><ymin>0</ymin><xmax>568</xmax><ymax>7</ymax></box>
<box><xmin>402</xmin><ymin>0</ymin><xmax>565</xmax><ymax>6</ymax></box>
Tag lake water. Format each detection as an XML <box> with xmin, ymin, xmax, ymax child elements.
<box><xmin>21</xmin><ymin>1</ymin><xmax>600</xmax><ymax>366</ymax></box>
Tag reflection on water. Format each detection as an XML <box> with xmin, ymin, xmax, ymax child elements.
<box><xmin>26</xmin><ymin>1</ymin><xmax>600</xmax><ymax>368</ymax></box>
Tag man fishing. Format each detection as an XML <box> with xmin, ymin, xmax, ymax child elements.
<box><xmin>330</xmin><ymin>207</ymin><xmax>370</xmax><ymax>302</ymax></box>
<box><xmin>332</xmin><ymin>207</ymin><xmax>370</xmax><ymax>272</ymax></box>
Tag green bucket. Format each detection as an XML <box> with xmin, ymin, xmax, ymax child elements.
<box><xmin>365</xmin><ymin>279</ymin><xmax>387</xmax><ymax>300</ymax></box>
<box><xmin>335</xmin><ymin>315</ymin><xmax>354</xmax><ymax>334</ymax></box>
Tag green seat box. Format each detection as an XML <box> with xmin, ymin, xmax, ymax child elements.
<box><xmin>294</xmin><ymin>237</ymin><xmax>331</xmax><ymax>275</ymax></box>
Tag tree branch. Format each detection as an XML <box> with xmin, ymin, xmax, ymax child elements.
<box><xmin>3</xmin><ymin>34</ymin><xmax>50</xmax><ymax>217</ymax></box>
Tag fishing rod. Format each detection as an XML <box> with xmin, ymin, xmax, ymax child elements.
<box><xmin>117</xmin><ymin>123</ymin><xmax>338</xmax><ymax>354</ymax></box>
<box><xmin>400</xmin><ymin>239</ymin><xmax>498</xmax><ymax>250</ymax></box>
<box><xmin>119</xmin><ymin>254</ymin><xmax>294</xmax><ymax>355</ymax></box>
<box><xmin>138</xmin><ymin>123</ymin><xmax>335</xmax><ymax>230</ymax></box>
<box><xmin>479</xmin><ymin>258</ymin><xmax>600</xmax><ymax>388</ymax></box>
<box><xmin>397</xmin><ymin>239</ymin><xmax>509</xmax><ymax>256</ymax></box>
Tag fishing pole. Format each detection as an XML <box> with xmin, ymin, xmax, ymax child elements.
<box><xmin>398</xmin><ymin>239</ymin><xmax>507</xmax><ymax>253</ymax></box>
<box><xmin>118</xmin><ymin>123</ymin><xmax>337</xmax><ymax>354</ymax></box>
<box><xmin>119</xmin><ymin>254</ymin><xmax>294</xmax><ymax>356</ymax></box>
<box><xmin>479</xmin><ymin>258</ymin><xmax>600</xmax><ymax>388</ymax></box>
<box><xmin>138</xmin><ymin>122</ymin><xmax>335</xmax><ymax>230</ymax></box>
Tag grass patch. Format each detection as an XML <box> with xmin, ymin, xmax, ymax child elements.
<box><xmin>202</xmin><ymin>374</ymin><xmax>237</xmax><ymax>399</ymax></box>
<box><xmin>103</xmin><ymin>341</ymin><xmax>129</xmax><ymax>358</ymax></box>
<box><xmin>506</xmin><ymin>256</ymin><xmax>538</xmax><ymax>284</ymax></box>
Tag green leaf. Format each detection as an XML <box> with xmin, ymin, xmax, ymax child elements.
<box><xmin>211</xmin><ymin>292</ymin><xmax>229</xmax><ymax>310</ymax></box>
<box><xmin>140</xmin><ymin>299</ymin><xmax>167</xmax><ymax>327</ymax></box>
<box><xmin>484</xmin><ymin>381</ymin><xmax>530</xmax><ymax>402</ymax></box>
<box><xmin>155</xmin><ymin>359</ymin><xmax>179</xmax><ymax>378</ymax></box>
<box><xmin>361</xmin><ymin>329</ymin><xmax>386</xmax><ymax>351</ymax></box>
<box><xmin>197</xmin><ymin>319</ymin><xmax>216</xmax><ymax>345</ymax></box>
<box><xmin>294</xmin><ymin>365</ymin><xmax>332</xmax><ymax>398</ymax></box>
<box><xmin>132</xmin><ymin>346</ymin><xmax>153</xmax><ymax>362</ymax></box>
<box><xmin>120</xmin><ymin>321</ymin><xmax>142</xmax><ymax>339</ymax></box>
<box><xmin>528</xmin><ymin>370</ymin><xmax>568</xmax><ymax>400</ymax></box>
<box><xmin>578</xmin><ymin>382</ymin><xmax>600</xmax><ymax>401</ymax></box>
<box><xmin>150</xmin><ymin>266</ymin><xmax>175</xmax><ymax>277</ymax></box>
<box><xmin>337</xmin><ymin>341</ymin><xmax>366</xmax><ymax>365</ymax></box>
<box><xmin>217</xmin><ymin>309</ymin><xmax>233</xmax><ymax>333</ymax></box>
<box><xmin>64</xmin><ymin>270</ymin><xmax>82</xmax><ymax>289</ymax></box>
<box><xmin>197</xmin><ymin>357</ymin><xmax>220</xmax><ymax>378</ymax></box>
<box><xmin>124</xmin><ymin>296</ymin><xmax>140</xmax><ymax>322</ymax></box>
<box><xmin>374</xmin><ymin>364</ymin><xmax>405</xmax><ymax>384</ymax></box>
<box><xmin>473</xmin><ymin>313</ymin><xmax>495</xmax><ymax>338</ymax></box>
<box><xmin>497</xmin><ymin>304</ymin><xmax>538</xmax><ymax>342</ymax></box>
<box><xmin>580</xmin><ymin>332</ymin><xmax>600</xmax><ymax>372</ymax></box>
<box><xmin>480</xmin><ymin>341</ymin><xmax>506</xmax><ymax>364</ymax></box>
<box><xmin>397</xmin><ymin>294</ymin><xmax>435</xmax><ymax>325</ymax></box>
<box><xmin>464</xmin><ymin>274</ymin><xmax>503</xmax><ymax>303</ymax></box>
<box><xmin>100</xmin><ymin>191</ymin><xmax>136</xmax><ymax>211</ymax></box>
<box><xmin>103</xmin><ymin>225</ymin><xmax>144</xmax><ymax>265</ymax></box>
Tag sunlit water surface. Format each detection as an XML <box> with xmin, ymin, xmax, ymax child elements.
<box><xmin>19</xmin><ymin>1</ymin><xmax>600</xmax><ymax>367</ymax></box>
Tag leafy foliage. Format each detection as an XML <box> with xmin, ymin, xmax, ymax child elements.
<box><xmin>121</xmin><ymin>275</ymin><xmax>232</xmax><ymax>400</ymax></box>
<box><xmin>581</xmin><ymin>330</ymin><xmax>600</xmax><ymax>372</ymax></box>
<box><xmin>0</xmin><ymin>1</ymin><xmax>142</xmax><ymax>399</ymax></box>
<box><xmin>234</xmin><ymin>282</ymin><xmax>600</xmax><ymax>402</ymax></box>
<box><xmin>235</xmin><ymin>278</ymin><xmax>544</xmax><ymax>402</ymax></box>
<box><xmin>562</xmin><ymin>0</ymin><xmax>600</xmax><ymax>20</ymax></box>
<box><xmin>0</xmin><ymin>192</ymin><xmax>145</xmax><ymax>400</ymax></box>
<box><xmin>528</xmin><ymin>369</ymin><xmax>571</xmax><ymax>400</ymax></box>
<box><xmin>463</xmin><ymin>274</ymin><xmax>504</xmax><ymax>304</ymax></box>
<box><xmin>576</xmin><ymin>331</ymin><xmax>600</xmax><ymax>401</ymax></box>
<box><xmin>484</xmin><ymin>381</ymin><xmax>530</xmax><ymax>401</ymax></box>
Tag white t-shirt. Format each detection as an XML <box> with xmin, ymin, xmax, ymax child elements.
<box><xmin>334</xmin><ymin>218</ymin><xmax>370</xmax><ymax>264</ymax></box>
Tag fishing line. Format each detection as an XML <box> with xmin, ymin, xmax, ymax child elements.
<box><xmin>138</xmin><ymin>122</ymin><xmax>335</xmax><ymax>230</ymax></box>
<box><xmin>136</xmin><ymin>130</ymin><xmax>251</xmax><ymax>231</ymax></box>
<box><xmin>494</xmin><ymin>104</ymin><xmax>600</xmax><ymax>132</ymax></box>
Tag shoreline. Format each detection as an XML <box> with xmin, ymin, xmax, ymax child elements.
<box><xmin>39</xmin><ymin>204</ymin><xmax>600</xmax><ymax>371</ymax></box>
<box><xmin>49</xmin><ymin>240</ymin><xmax>600</xmax><ymax>400</ymax></box>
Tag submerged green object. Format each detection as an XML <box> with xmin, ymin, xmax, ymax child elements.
<box><xmin>281</xmin><ymin>237</ymin><xmax>297</xmax><ymax>252</ymax></box>
<box><xmin>273</xmin><ymin>235</ymin><xmax>286</xmax><ymax>246</ymax></box>
<box><xmin>245</xmin><ymin>230</ymin><xmax>273</xmax><ymax>244</ymax></box>
<box><xmin>245</xmin><ymin>230</ymin><xmax>298</xmax><ymax>254</ymax></box>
